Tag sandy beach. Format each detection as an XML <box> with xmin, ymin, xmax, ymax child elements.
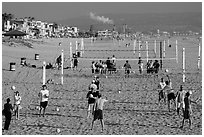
<box><xmin>2</xmin><ymin>36</ymin><xmax>202</xmax><ymax>135</ymax></box>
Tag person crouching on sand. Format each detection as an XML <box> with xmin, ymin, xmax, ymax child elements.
<box><xmin>91</xmin><ymin>93</ymin><xmax>108</xmax><ymax>131</ymax></box>
<box><xmin>38</xmin><ymin>85</ymin><xmax>49</xmax><ymax>117</ymax></box>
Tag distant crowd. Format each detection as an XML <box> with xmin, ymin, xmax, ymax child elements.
<box><xmin>91</xmin><ymin>55</ymin><xmax>160</xmax><ymax>77</ymax></box>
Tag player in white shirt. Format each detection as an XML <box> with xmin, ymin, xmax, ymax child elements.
<box><xmin>38</xmin><ymin>85</ymin><xmax>49</xmax><ymax>117</ymax></box>
<box><xmin>14</xmin><ymin>91</ymin><xmax>21</xmax><ymax>120</ymax></box>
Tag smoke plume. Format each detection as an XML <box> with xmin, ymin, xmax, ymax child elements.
<box><xmin>89</xmin><ymin>12</ymin><xmax>114</xmax><ymax>24</ymax></box>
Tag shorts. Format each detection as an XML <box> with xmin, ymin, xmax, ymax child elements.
<box><xmin>93</xmin><ymin>109</ymin><xmax>103</xmax><ymax>120</ymax></box>
<box><xmin>88</xmin><ymin>103</ymin><xmax>94</xmax><ymax>111</ymax></box>
<box><xmin>40</xmin><ymin>101</ymin><xmax>48</xmax><ymax>108</ymax></box>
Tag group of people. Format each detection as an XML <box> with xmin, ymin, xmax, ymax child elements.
<box><xmin>138</xmin><ymin>57</ymin><xmax>160</xmax><ymax>74</ymax></box>
<box><xmin>3</xmin><ymin>73</ymin><xmax>195</xmax><ymax>132</ymax></box>
<box><xmin>2</xmin><ymin>90</ymin><xmax>22</xmax><ymax>130</ymax></box>
<box><xmin>91</xmin><ymin>55</ymin><xmax>116</xmax><ymax>74</ymax></box>
<box><xmin>91</xmin><ymin>55</ymin><xmax>160</xmax><ymax>76</ymax></box>
<box><xmin>86</xmin><ymin>75</ymin><xmax>108</xmax><ymax>131</ymax></box>
<box><xmin>158</xmin><ymin>75</ymin><xmax>193</xmax><ymax>129</ymax></box>
<box><xmin>2</xmin><ymin>85</ymin><xmax>49</xmax><ymax>131</ymax></box>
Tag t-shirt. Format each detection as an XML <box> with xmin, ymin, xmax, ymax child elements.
<box><xmin>94</xmin><ymin>98</ymin><xmax>108</xmax><ymax>110</ymax></box>
<box><xmin>14</xmin><ymin>95</ymin><xmax>21</xmax><ymax>105</ymax></box>
<box><xmin>39</xmin><ymin>89</ymin><xmax>49</xmax><ymax>102</ymax></box>
<box><xmin>74</xmin><ymin>58</ymin><xmax>78</xmax><ymax>65</ymax></box>
<box><xmin>3</xmin><ymin>103</ymin><xmax>12</xmax><ymax>114</ymax></box>
<box><xmin>124</xmin><ymin>63</ymin><xmax>131</xmax><ymax>70</ymax></box>
<box><xmin>178</xmin><ymin>90</ymin><xmax>187</xmax><ymax>108</ymax></box>
<box><xmin>106</xmin><ymin>60</ymin><xmax>111</xmax><ymax>67</ymax></box>
<box><xmin>87</xmin><ymin>91</ymin><xmax>99</xmax><ymax>104</ymax></box>
<box><xmin>94</xmin><ymin>80</ymin><xmax>100</xmax><ymax>90</ymax></box>
<box><xmin>184</xmin><ymin>96</ymin><xmax>190</xmax><ymax>111</ymax></box>
<box><xmin>159</xmin><ymin>82</ymin><xmax>166</xmax><ymax>89</ymax></box>
<box><xmin>112</xmin><ymin>57</ymin><xmax>116</xmax><ymax>63</ymax></box>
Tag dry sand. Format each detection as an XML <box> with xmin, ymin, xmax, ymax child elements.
<box><xmin>2</xmin><ymin>36</ymin><xmax>202</xmax><ymax>135</ymax></box>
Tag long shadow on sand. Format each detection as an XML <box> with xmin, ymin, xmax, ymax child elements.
<box><xmin>104</xmin><ymin>108</ymin><xmax>173</xmax><ymax>116</ymax></box>
<box><xmin>104</xmin><ymin>121</ymin><xmax>179</xmax><ymax>129</ymax></box>
<box><xmin>26</xmin><ymin>112</ymin><xmax>83</xmax><ymax>119</ymax></box>
<box><xmin>53</xmin><ymin>89</ymin><xmax>88</xmax><ymax>93</ymax></box>
<box><xmin>23</xmin><ymin>123</ymin><xmax>68</xmax><ymax>130</ymax></box>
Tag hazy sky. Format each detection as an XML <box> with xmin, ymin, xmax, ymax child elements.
<box><xmin>2</xmin><ymin>2</ymin><xmax>202</xmax><ymax>21</ymax></box>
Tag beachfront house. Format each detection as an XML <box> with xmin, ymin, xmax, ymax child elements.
<box><xmin>98</xmin><ymin>30</ymin><xmax>113</xmax><ymax>37</ymax></box>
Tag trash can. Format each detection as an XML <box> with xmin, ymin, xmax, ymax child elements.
<box><xmin>10</xmin><ymin>62</ymin><xmax>16</xmax><ymax>71</ymax></box>
<box><xmin>35</xmin><ymin>54</ymin><xmax>39</xmax><ymax>60</ymax></box>
<box><xmin>20</xmin><ymin>57</ymin><xmax>26</xmax><ymax>66</ymax></box>
<box><xmin>77</xmin><ymin>51</ymin><xmax>80</xmax><ymax>57</ymax></box>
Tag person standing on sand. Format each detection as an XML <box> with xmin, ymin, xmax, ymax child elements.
<box><xmin>14</xmin><ymin>91</ymin><xmax>22</xmax><ymax>120</ymax></box>
<box><xmin>111</xmin><ymin>55</ymin><xmax>116</xmax><ymax>66</ymax></box>
<box><xmin>163</xmin><ymin>81</ymin><xmax>176</xmax><ymax>112</ymax></box>
<box><xmin>176</xmin><ymin>85</ymin><xmax>186</xmax><ymax>116</ymax></box>
<box><xmin>91</xmin><ymin>93</ymin><xmax>108</xmax><ymax>131</ymax></box>
<box><xmin>138</xmin><ymin>57</ymin><xmax>143</xmax><ymax>74</ymax></box>
<box><xmin>2</xmin><ymin>98</ymin><xmax>13</xmax><ymax>130</ymax></box>
<box><xmin>94</xmin><ymin>76</ymin><xmax>100</xmax><ymax>91</ymax></box>
<box><xmin>38</xmin><ymin>85</ymin><xmax>49</xmax><ymax>117</ymax></box>
<box><xmin>123</xmin><ymin>60</ymin><xmax>131</xmax><ymax>78</ymax></box>
<box><xmin>180</xmin><ymin>92</ymin><xmax>192</xmax><ymax>129</ymax></box>
<box><xmin>73</xmin><ymin>56</ymin><xmax>79</xmax><ymax>71</ymax></box>
<box><xmin>158</xmin><ymin>78</ymin><xmax>166</xmax><ymax>103</ymax></box>
<box><xmin>86</xmin><ymin>85</ymin><xmax>98</xmax><ymax>118</ymax></box>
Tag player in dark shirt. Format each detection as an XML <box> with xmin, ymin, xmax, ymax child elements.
<box><xmin>124</xmin><ymin>60</ymin><xmax>131</xmax><ymax>78</ymax></box>
<box><xmin>180</xmin><ymin>92</ymin><xmax>192</xmax><ymax>129</ymax></box>
<box><xmin>86</xmin><ymin>85</ymin><xmax>99</xmax><ymax>118</ymax></box>
<box><xmin>3</xmin><ymin>98</ymin><xmax>13</xmax><ymax>130</ymax></box>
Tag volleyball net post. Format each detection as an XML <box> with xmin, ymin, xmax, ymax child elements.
<box><xmin>75</xmin><ymin>40</ymin><xmax>78</xmax><ymax>53</ymax></box>
<box><xmin>133</xmin><ymin>40</ymin><xmax>136</xmax><ymax>54</ymax></box>
<box><xmin>42</xmin><ymin>61</ymin><xmax>46</xmax><ymax>85</ymax></box>
<box><xmin>61</xmin><ymin>49</ymin><xmax>64</xmax><ymax>85</ymax></box>
<box><xmin>163</xmin><ymin>40</ymin><xmax>166</xmax><ymax>58</ymax></box>
<box><xmin>160</xmin><ymin>41</ymin><xmax>163</xmax><ymax>70</ymax></box>
<box><xmin>139</xmin><ymin>41</ymin><xmax>141</xmax><ymax>58</ymax></box>
<box><xmin>70</xmin><ymin>42</ymin><xmax>73</xmax><ymax>68</ymax></box>
<box><xmin>176</xmin><ymin>40</ymin><xmax>178</xmax><ymax>63</ymax></box>
<box><xmin>146</xmin><ymin>41</ymin><xmax>148</xmax><ymax>62</ymax></box>
<box><xmin>198</xmin><ymin>43</ymin><xmax>201</xmax><ymax>70</ymax></box>
<box><xmin>182</xmin><ymin>48</ymin><xmax>185</xmax><ymax>83</ymax></box>
<box><xmin>154</xmin><ymin>40</ymin><xmax>157</xmax><ymax>56</ymax></box>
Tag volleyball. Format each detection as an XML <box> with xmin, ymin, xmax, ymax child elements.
<box><xmin>165</xmin><ymin>69</ymin><xmax>169</xmax><ymax>73</ymax></box>
<box><xmin>56</xmin><ymin>107</ymin><xmax>60</xmax><ymax>112</ymax></box>
<box><xmin>11</xmin><ymin>85</ymin><xmax>16</xmax><ymax>90</ymax></box>
<box><xmin>57</xmin><ymin>128</ymin><xmax>60</xmax><ymax>133</ymax></box>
